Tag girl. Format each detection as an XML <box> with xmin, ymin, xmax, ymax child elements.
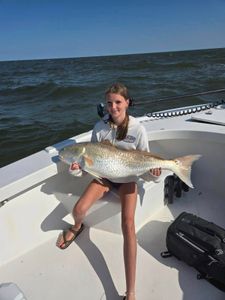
<box><xmin>56</xmin><ymin>83</ymin><xmax>161</xmax><ymax>300</ymax></box>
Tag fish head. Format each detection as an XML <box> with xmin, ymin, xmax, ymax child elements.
<box><xmin>58</xmin><ymin>143</ymin><xmax>86</xmax><ymax>165</ymax></box>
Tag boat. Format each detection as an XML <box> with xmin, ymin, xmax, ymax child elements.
<box><xmin>0</xmin><ymin>98</ymin><xmax>225</xmax><ymax>299</ymax></box>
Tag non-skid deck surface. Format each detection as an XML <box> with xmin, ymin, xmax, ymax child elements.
<box><xmin>0</xmin><ymin>188</ymin><xmax>224</xmax><ymax>300</ymax></box>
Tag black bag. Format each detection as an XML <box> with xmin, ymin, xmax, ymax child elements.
<box><xmin>161</xmin><ymin>212</ymin><xmax>225</xmax><ymax>291</ymax></box>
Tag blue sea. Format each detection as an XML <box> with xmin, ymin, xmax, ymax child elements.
<box><xmin>1</xmin><ymin>48</ymin><xmax>225</xmax><ymax>168</ymax></box>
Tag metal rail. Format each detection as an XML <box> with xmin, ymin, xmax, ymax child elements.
<box><xmin>147</xmin><ymin>99</ymin><xmax>225</xmax><ymax>119</ymax></box>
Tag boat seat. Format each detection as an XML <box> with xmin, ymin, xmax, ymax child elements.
<box><xmin>57</xmin><ymin>170</ymin><xmax>172</xmax><ymax>235</ymax></box>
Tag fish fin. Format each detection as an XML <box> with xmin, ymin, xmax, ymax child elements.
<box><xmin>82</xmin><ymin>155</ymin><xmax>103</xmax><ymax>182</ymax></box>
<box><xmin>86</xmin><ymin>170</ymin><xmax>104</xmax><ymax>184</ymax></box>
<box><xmin>99</xmin><ymin>140</ymin><xmax>114</xmax><ymax>146</ymax></box>
<box><xmin>139</xmin><ymin>172</ymin><xmax>156</xmax><ymax>182</ymax></box>
<box><xmin>124</xmin><ymin>147</ymin><xmax>164</xmax><ymax>159</ymax></box>
<box><xmin>171</xmin><ymin>155</ymin><xmax>202</xmax><ymax>188</ymax></box>
<box><xmin>95</xmin><ymin>178</ymin><xmax>104</xmax><ymax>184</ymax></box>
<box><xmin>83</xmin><ymin>155</ymin><xmax>94</xmax><ymax>167</ymax></box>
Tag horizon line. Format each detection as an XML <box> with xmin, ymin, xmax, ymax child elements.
<box><xmin>0</xmin><ymin>46</ymin><xmax>225</xmax><ymax>63</ymax></box>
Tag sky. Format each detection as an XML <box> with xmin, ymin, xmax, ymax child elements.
<box><xmin>0</xmin><ymin>0</ymin><xmax>225</xmax><ymax>61</ymax></box>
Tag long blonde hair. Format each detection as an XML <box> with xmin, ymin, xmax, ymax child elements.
<box><xmin>105</xmin><ymin>83</ymin><xmax>130</xmax><ymax>141</ymax></box>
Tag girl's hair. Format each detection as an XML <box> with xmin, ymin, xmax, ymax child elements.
<box><xmin>105</xmin><ymin>82</ymin><xmax>129</xmax><ymax>141</ymax></box>
<box><xmin>105</xmin><ymin>82</ymin><xmax>129</xmax><ymax>100</ymax></box>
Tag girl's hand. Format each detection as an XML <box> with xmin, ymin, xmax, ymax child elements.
<box><xmin>150</xmin><ymin>168</ymin><xmax>162</xmax><ymax>177</ymax></box>
<box><xmin>70</xmin><ymin>162</ymin><xmax>81</xmax><ymax>171</ymax></box>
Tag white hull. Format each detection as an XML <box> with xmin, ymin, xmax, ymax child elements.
<box><xmin>0</xmin><ymin>102</ymin><xmax>225</xmax><ymax>299</ymax></box>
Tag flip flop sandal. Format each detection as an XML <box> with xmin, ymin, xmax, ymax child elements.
<box><xmin>57</xmin><ymin>223</ymin><xmax>84</xmax><ymax>250</ymax></box>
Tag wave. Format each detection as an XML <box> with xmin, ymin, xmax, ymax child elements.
<box><xmin>166</xmin><ymin>62</ymin><xmax>198</xmax><ymax>69</ymax></box>
<box><xmin>0</xmin><ymin>82</ymin><xmax>98</xmax><ymax>102</ymax></box>
<box><xmin>0</xmin><ymin>82</ymin><xmax>56</xmax><ymax>97</ymax></box>
<box><xmin>118</xmin><ymin>61</ymin><xmax>163</xmax><ymax>71</ymax></box>
<box><xmin>49</xmin><ymin>84</ymin><xmax>96</xmax><ymax>99</ymax></box>
<box><xmin>112</xmin><ymin>60</ymin><xmax>198</xmax><ymax>72</ymax></box>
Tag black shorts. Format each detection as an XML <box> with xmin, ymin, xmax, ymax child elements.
<box><xmin>102</xmin><ymin>178</ymin><xmax>122</xmax><ymax>189</ymax></box>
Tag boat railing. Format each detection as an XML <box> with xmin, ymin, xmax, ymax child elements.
<box><xmin>146</xmin><ymin>100</ymin><xmax>225</xmax><ymax>119</ymax></box>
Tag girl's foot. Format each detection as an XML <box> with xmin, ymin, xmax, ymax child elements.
<box><xmin>56</xmin><ymin>224</ymin><xmax>84</xmax><ymax>249</ymax></box>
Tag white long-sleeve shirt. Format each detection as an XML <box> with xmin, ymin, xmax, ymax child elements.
<box><xmin>91</xmin><ymin>115</ymin><xmax>149</xmax><ymax>152</ymax></box>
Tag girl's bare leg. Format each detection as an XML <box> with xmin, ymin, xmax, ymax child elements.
<box><xmin>119</xmin><ymin>182</ymin><xmax>137</xmax><ymax>300</ymax></box>
<box><xmin>56</xmin><ymin>179</ymin><xmax>111</xmax><ymax>248</ymax></box>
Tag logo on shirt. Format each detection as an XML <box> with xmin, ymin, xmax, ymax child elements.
<box><xmin>123</xmin><ymin>135</ymin><xmax>136</xmax><ymax>143</ymax></box>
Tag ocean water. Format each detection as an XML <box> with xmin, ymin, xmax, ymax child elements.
<box><xmin>1</xmin><ymin>48</ymin><xmax>225</xmax><ymax>168</ymax></box>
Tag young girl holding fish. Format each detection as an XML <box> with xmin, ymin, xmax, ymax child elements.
<box><xmin>56</xmin><ymin>82</ymin><xmax>161</xmax><ymax>300</ymax></box>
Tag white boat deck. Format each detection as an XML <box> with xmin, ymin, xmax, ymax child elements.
<box><xmin>0</xmin><ymin>188</ymin><xmax>224</xmax><ymax>300</ymax></box>
<box><xmin>1</xmin><ymin>103</ymin><xmax>225</xmax><ymax>300</ymax></box>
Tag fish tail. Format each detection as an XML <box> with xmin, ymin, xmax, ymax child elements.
<box><xmin>171</xmin><ymin>155</ymin><xmax>201</xmax><ymax>188</ymax></box>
